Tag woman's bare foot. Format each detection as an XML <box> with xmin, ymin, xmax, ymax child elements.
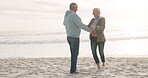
<box><xmin>97</xmin><ymin>64</ymin><xmax>101</xmax><ymax>69</ymax></box>
<box><xmin>102</xmin><ymin>62</ymin><xmax>105</xmax><ymax>67</ymax></box>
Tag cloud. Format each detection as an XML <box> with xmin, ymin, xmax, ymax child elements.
<box><xmin>0</xmin><ymin>0</ymin><xmax>66</xmax><ymax>20</ymax></box>
<box><xmin>0</xmin><ymin>0</ymin><xmax>148</xmax><ymax>31</ymax></box>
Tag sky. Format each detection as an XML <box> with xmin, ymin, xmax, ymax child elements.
<box><xmin>0</xmin><ymin>0</ymin><xmax>148</xmax><ymax>32</ymax></box>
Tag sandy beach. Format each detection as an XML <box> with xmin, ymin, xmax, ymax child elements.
<box><xmin>0</xmin><ymin>57</ymin><xmax>148</xmax><ymax>78</ymax></box>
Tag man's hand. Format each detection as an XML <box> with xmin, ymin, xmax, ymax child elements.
<box><xmin>90</xmin><ymin>25</ymin><xmax>96</xmax><ymax>29</ymax></box>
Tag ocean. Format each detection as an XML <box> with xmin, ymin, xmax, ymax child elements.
<box><xmin>0</xmin><ymin>28</ymin><xmax>148</xmax><ymax>58</ymax></box>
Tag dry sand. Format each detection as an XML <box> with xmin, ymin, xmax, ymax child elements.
<box><xmin>0</xmin><ymin>57</ymin><xmax>148</xmax><ymax>78</ymax></box>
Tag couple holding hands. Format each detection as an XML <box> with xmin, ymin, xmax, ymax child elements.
<box><xmin>63</xmin><ymin>3</ymin><xmax>106</xmax><ymax>74</ymax></box>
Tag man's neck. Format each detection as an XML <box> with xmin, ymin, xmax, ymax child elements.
<box><xmin>71</xmin><ymin>10</ymin><xmax>76</xmax><ymax>13</ymax></box>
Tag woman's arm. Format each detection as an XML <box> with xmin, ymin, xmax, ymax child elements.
<box><xmin>96</xmin><ymin>17</ymin><xmax>105</xmax><ymax>31</ymax></box>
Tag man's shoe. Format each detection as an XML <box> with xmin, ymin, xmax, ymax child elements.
<box><xmin>70</xmin><ymin>71</ymin><xmax>79</xmax><ymax>74</ymax></box>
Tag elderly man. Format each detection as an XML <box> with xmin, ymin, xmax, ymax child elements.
<box><xmin>88</xmin><ymin>8</ymin><xmax>106</xmax><ymax>69</ymax></box>
<box><xmin>63</xmin><ymin>3</ymin><xmax>95</xmax><ymax>74</ymax></box>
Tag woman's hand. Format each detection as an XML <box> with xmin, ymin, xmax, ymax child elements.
<box><xmin>91</xmin><ymin>31</ymin><xmax>97</xmax><ymax>37</ymax></box>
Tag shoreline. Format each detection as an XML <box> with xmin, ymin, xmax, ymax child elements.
<box><xmin>0</xmin><ymin>55</ymin><xmax>148</xmax><ymax>59</ymax></box>
<box><xmin>1</xmin><ymin>39</ymin><xmax>148</xmax><ymax>58</ymax></box>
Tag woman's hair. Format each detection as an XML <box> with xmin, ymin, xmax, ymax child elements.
<box><xmin>93</xmin><ymin>8</ymin><xmax>100</xmax><ymax>13</ymax></box>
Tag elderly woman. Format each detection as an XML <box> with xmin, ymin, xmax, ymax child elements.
<box><xmin>88</xmin><ymin>8</ymin><xmax>106</xmax><ymax>69</ymax></box>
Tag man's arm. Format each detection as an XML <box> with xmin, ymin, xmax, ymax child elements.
<box><xmin>71</xmin><ymin>14</ymin><xmax>94</xmax><ymax>32</ymax></box>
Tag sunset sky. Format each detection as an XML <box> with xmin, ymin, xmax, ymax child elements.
<box><xmin>0</xmin><ymin>0</ymin><xmax>148</xmax><ymax>32</ymax></box>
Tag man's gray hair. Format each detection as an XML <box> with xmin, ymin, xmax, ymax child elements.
<box><xmin>93</xmin><ymin>8</ymin><xmax>100</xmax><ymax>13</ymax></box>
<box><xmin>69</xmin><ymin>3</ymin><xmax>77</xmax><ymax>10</ymax></box>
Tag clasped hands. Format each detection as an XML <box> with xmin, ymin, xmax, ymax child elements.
<box><xmin>90</xmin><ymin>25</ymin><xmax>97</xmax><ymax>37</ymax></box>
<box><xmin>90</xmin><ymin>25</ymin><xmax>96</xmax><ymax>29</ymax></box>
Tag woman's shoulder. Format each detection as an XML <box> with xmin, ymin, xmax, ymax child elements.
<box><xmin>100</xmin><ymin>16</ymin><xmax>105</xmax><ymax>19</ymax></box>
<box><xmin>90</xmin><ymin>18</ymin><xmax>95</xmax><ymax>22</ymax></box>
